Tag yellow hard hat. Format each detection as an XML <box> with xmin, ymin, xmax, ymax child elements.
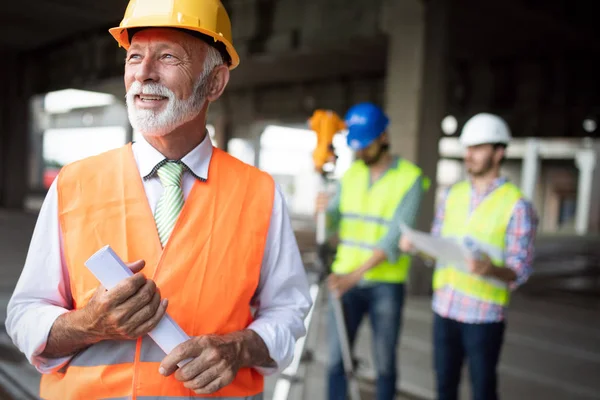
<box><xmin>108</xmin><ymin>0</ymin><xmax>240</xmax><ymax>69</ymax></box>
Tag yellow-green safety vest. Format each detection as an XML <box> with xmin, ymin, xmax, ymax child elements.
<box><xmin>434</xmin><ymin>180</ymin><xmax>522</xmax><ymax>306</ymax></box>
<box><xmin>332</xmin><ymin>158</ymin><xmax>429</xmax><ymax>283</ymax></box>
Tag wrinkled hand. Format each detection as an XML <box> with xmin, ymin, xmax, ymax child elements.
<box><xmin>84</xmin><ymin>260</ymin><xmax>168</xmax><ymax>341</ymax></box>
<box><xmin>467</xmin><ymin>254</ymin><xmax>494</xmax><ymax>277</ymax></box>
<box><xmin>328</xmin><ymin>271</ymin><xmax>362</xmax><ymax>298</ymax></box>
<box><xmin>315</xmin><ymin>192</ymin><xmax>331</xmax><ymax>213</ymax></box>
<box><xmin>160</xmin><ymin>335</ymin><xmax>243</xmax><ymax>394</ymax></box>
<box><xmin>398</xmin><ymin>235</ymin><xmax>414</xmax><ymax>253</ymax></box>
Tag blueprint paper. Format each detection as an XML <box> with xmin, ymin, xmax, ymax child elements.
<box><xmin>85</xmin><ymin>245</ymin><xmax>192</xmax><ymax>367</ymax></box>
<box><xmin>399</xmin><ymin>223</ymin><xmax>472</xmax><ymax>266</ymax></box>
<box><xmin>399</xmin><ymin>224</ymin><xmax>506</xmax><ymax>288</ymax></box>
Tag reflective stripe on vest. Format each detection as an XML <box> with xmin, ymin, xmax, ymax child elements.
<box><xmin>433</xmin><ymin>180</ymin><xmax>522</xmax><ymax>306</ymax></box>
<box><xmin>68</xmin><ymin>336</ymin><xmax>182</xmax><ymax>367</ymax></box>
<box><xmin>41</xmin><ymin>145</ymin><xmax>273</xmax><ymax>400</ymax></box>
<box><xmin>333</xmin><ymin>158</ymin><xmax>427</xmax><ymax>283</ymax></box>
<box><xmin>42</xmin><ymin>395</ymin><xmax>263</xmax><ymax>400</ymax></box>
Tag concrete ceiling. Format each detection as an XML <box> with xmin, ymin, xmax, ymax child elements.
<box><xmin>453</xmin><ymin>0</ymin><xmax>600</xmax><ymax>60</ymax></box>
<box><xmin>5</xmin><ymin>0</ymin><xmax>599</xmax><ymax>58</ymax></box>
<box><xmin>1</xmin><ymin>0</ymin><xmax>127</xmax><ymax>52</ymax></box>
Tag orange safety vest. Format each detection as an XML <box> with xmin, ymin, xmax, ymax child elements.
<box><xmin>40</xmin><ymin>144</ymin><xmax>274</xmax><ymax>400</ymax></box>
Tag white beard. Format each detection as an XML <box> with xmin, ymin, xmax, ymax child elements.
<box><xmin>125</xmin><ymin>78</ymin><xmax>207</xmax><ymax>137</ymax></box>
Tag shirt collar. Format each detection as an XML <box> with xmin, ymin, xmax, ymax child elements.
<box><xmin>469</xmin><ymin>176</ymin><xmax>508</xmax><ymax>196</ymax></box>
<box><xmin>134</xmin><ymin>131</ymin><xmax>213</xmax><ymax>181</ymax></box>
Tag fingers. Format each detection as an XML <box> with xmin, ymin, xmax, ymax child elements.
<box><xmin>467</xmin><ymin>259</ymin><xmax>484</xmax><ymax>275</ymax></box>
<box><xmin>160</xmin><ymin>338</ymin><xmax>201</xmax><ymax>376</ymax></box>
<box><xmin>126</xmin><ymin>289</ymin><xmax>161</xmax><ymax>329</ymax></box>
<box><xmin>327</xmin><ymin>275</ymin><xmax>338</xmax><ymax>291</ymax></box>
<box><xmin>131</xmin><ymin>298</ymin><xmax>168</xmax><ymax>338</ymax></box>
<box><xmin>315</xmin><ymin>193</ymin><xmax>330</xmax><ymax>212</ymax></box>
<box><xmin>116</xmin><ymin>279</ymin><xmax>158</xmax><ymax>320</ymax></box>
<box><xmin>328</xmin><ymin>279</ymin><xmax>341</xmax><ymax>298</ymax></box>
<box><xmin>185</xmin><ymin>365</ymin><xmax>231</xmax><ymax>394</ymax></box>
<box><xmin>466</xmin><ymin>258</ymin><xmax>477</xmax><ymax>272</ymax></box>
<box><xmin>399</xmin><ymin>236</ymin><xmax>413</xmax><ymax>252</ymax></box>
<box><xmin>174</xmin><ymin>354</ymin><xmax>212</xmax><ymax>383</ymax></box>
<box><xmin>107</xmin><ymin>272</ymin><xmax>148</xmax><ymax>306</ymax></box>
<box><xmin>126</xmin><ymin>259</ymin><xmax>146</xmax><ymax>274</ymax></box>
<box><xmin>175</xmin><ymin>349</ymin><xmax>235</xmax><ymax>394</ymax></box>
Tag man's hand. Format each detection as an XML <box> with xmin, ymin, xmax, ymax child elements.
<box><xmin>160</xmin><ymin>331</ymin><xmax>275</xmax><ymax>394</ymax></box>
<box><xmin>160</xmin><ymin>335</ymin><xmax>242</xmax><ymax>394</ymax></box>
<box><xmin>83</xmin><ymin>260</ymin><xmax>168</xmax><ymax>341</ymax></box>
<box><xmin>315</xmin><ymin>192</ymin><xmax>331</xmax><ymax>213</ymax></box>
<box><xmin>328</xmin><ymin>271</ymin><xmax>362</xmax><ymax>298</ymax></box>
<box><xmin>41</xmin><ymin>260</ymin><xmax>168</xmax><ymax>359</ymax></box>
<box><xmin>467</xmin><ymin>253</ymin><xmax>517</xmax><ymax>283</ymax></box>
<box><xmin>398</xmin><ymin>235</ymin><xmax>415</xmax><ymax>253</ymax></box>
<box><xmin>467</xmin><ymin>254</ymin><xmax>494</xmax><ymax>277</ymax></box>
<box><xmin>398</xmin><ymin>235</ymin><xmax>435</xmax><ymax>265</ymax></box>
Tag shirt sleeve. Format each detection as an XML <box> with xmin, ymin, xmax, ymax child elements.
<box><xmin>377</xmin><ymin>176</ymin><xmax>425</xmax><ymax>263</ymax></box>
<box><xmin>431</xmin><ymin>187</ymin><xmax>450</xmax><ymax>237</ymax></box>
<box><xmin>505</xmin><ymin>198</ymin><xmax>539</xmax><ymax>289</ymax></box>
<box><xmin>247</xmin><ymin>183</ymin><xmax>313</xmax><ymax>375</ymax></box>
<box><xmin>5</xmin><ymin>179</ymin><xmax>74</xmax><ymax>374</ymax></box>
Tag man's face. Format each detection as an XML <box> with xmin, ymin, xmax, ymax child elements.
<box><xmin>124</xmin><ymin>28</ymin><xmax>214</xmax><ymax>137</ymax></box>
<box><xmin>356</xmin><ymin>135</ymin><xmax>387</xmax><ymax>166</ymax></box>
<box><xmin>464</xmin><ymin>144</ymin><xmax>502</xmax><ymax>176</ymax></box>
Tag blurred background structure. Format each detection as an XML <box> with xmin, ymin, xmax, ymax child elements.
<box><xmin>0</xmin><ymin>0</ymin><xmax>599</xmax><ymax>399</ymax></box>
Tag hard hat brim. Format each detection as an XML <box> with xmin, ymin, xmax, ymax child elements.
<box><xmin>109</xmin><ymin>24</ymin><xmax>240</xmax><ymax>70</ymax></box>
<box><xmin>459</xmin><ymin>137</ymin><xmax>510</xmax><ymax>147</ymax></box>
<box><xmin>347</xmin><ymin>129</ymin><xmax>378</xmax><ymax>151</ymax></box>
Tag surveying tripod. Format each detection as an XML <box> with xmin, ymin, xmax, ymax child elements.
<box><xmin>298</xmin><ymin>174</ymin><xmax>362</xmax><ymax>400</ymax></box>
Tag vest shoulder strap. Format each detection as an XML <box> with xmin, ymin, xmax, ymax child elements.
<box><xmin>341</xmin><ymin>160</ymin><xmax>366</xmax><ymax>183</ymax></box>
<box><xmin>445</xmin><ymin>180</ymin><xmax>470</xmax><ymax>208</ymax></box>
<box><xmin>58</xmin><ymin>145</ymin><xmax>130</xmax><ymax>195</ymax></box>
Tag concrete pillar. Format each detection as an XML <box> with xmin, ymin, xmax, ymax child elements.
<box><xmin>574</xmin><ymin>147</ymin><xmax>597</xmax><ymax>235</ymax></box>
<box><xmin>229</xmin><ymin>120</ymin><xmax>271</xmax><ymax>168</ymax></box>
<box><xmin>211</xmin><ymin>114</ymin><xmax>230</xmax><ymax>150</ymax></box>
<box><xmin>382</xmin><ymin>0</ymin><xmax>450</xmax><ymax>295</ymax></box>
<box><xmin>589</xmin><ymin>142</ymin><xmax>600</xmax><ymax>233</ymax></box>
<box><xmin>28</xmin><ymin>95</ymin><xmax>46</xmax><ymax>190</ymax></box>
<box><xmin>0</xmin><ymin>52</ymin><xmax>33</xmax><ymax>209</ymax></box>
<box><xmin>521</xmin><ymin>138</ymin><xmax>540</xmax><ymax>201</ymax></box>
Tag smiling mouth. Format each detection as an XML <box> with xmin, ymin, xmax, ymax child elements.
<box><xmin>136</xmin><ymin>95</ymin><xmax>168</xmax><ymax>102</ymax></box>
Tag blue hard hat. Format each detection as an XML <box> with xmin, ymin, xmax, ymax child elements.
<box><xmin>344</xmin><ymin>102</ymin><xmax>389</xmax><ymax>150</ymax></box>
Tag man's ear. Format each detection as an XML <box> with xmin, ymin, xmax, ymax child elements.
<box><xmin>206</xmin><ymin>65</ymin><xmax>230</xmax><ymax>102</ymax></box>
<box><xmin>380</xmin><ymin>132</ymin><xmax>390</xmax><ymax>145</ymax></box>
<box><xmin>494</xmin><ymin>146</ymin><xmax>506</xmax><ymax>164</ymax></box>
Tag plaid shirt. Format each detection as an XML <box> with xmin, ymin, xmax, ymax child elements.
<box><xmin>431</xmin><ymin>177</ymin><xmax>538</xmax><ymax>323</ymax></box>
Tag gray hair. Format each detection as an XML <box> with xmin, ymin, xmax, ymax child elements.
<box><xmin>200</xmin><ymin>46</ymin><xmax>224</xmax><ymax>80</ymax></box>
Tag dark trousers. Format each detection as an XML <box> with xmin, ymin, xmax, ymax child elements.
<box><xmin>433</xmin><ymin>313</ymin><xmax>505</xmax><ymax>400</ymax></box>
<box><xmin>327</xmin><ymin>283</ymin><xmax>405</xmax><ymax>400</ymax></box>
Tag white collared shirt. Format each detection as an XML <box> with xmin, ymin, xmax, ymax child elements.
<box><xmin>5</xmin><ymin>134</ymin><xmax>312</xmax><ymax>376</ymax></box>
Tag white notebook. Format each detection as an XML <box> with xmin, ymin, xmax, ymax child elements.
<box><xmin>85</xmin><ymin>245</ymin><xmax>192</xmax><ymax>367</ymax></box>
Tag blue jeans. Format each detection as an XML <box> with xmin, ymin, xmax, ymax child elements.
<box><xmin>433</xmin><ymin>313</ymin><xmax>505</xmax><ymax>400</ymax></box>
<box><xmin>327</xmin><ymin>283</ymin><xmax>405</xmax><ymax>400</ymax></box>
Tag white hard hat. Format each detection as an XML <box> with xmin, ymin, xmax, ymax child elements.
<box><xmin>459</xmin><ymin>113</ymin><xmax>511</xmax><ymax>147</ymax></box>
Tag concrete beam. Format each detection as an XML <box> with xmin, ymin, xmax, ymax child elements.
<box><xmin>439</xmin><ymin>137</ymin><xmax>600</xmax><ymax>160</ymax></box>
<box><xmin>31</xmin><ymin>22</ymin><xmax>387</xmax><ymax>95</ymax></box>
<box><xmin>227</xmin><ymin>37</ymin><xmax>387</xmax><ymax>90</ymax></box>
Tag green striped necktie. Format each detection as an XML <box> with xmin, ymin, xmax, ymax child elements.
<box><xmin>154</xmin><ymin>161</ymin><xmax>184</xmax><ymax>247</ymax></box>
